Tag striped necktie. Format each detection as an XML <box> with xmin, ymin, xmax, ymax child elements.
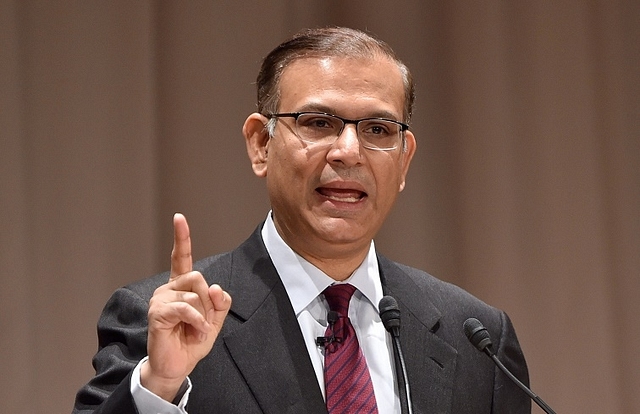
<box><xmin>323</xmin><ymin>283</ymin><xmax>379</xmax><ymax>414</ymax></box>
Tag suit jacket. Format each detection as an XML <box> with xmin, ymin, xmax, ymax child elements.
<box><xmin>73</xmin><ymin>225</ymin><xmax>531</xmax><ymax>413</ymax></box>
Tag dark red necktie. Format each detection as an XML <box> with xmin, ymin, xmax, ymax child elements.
<box><xmin>323</xmin><ymin>284</ymin><xmax>379</xmax><ymax>414</ymax></box>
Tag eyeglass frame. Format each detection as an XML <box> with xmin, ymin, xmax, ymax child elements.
<box><xmin>265</xmin><ymin>111</ymin><xmax>410</xmax><ymax>151</ymax></box>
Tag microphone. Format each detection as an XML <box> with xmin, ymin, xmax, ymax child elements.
<box><xmin>316</xmin><ymin>311</ymin><xmax>340</xmax><ymax>347</ymax></box>
<box><xmin>379</xmin><ymin>296</ymin><xmax>413</xmax><ymax>414</ymax></box>
<box><xmin>463</xmin><ymin>318</ymin><xmax>557</xmax><ymax>414</ymax></box>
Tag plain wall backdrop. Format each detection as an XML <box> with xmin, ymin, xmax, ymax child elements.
<box><xmin>1</xmin><ymin>1</ymin><xmax>638</xmax><ymax>413</ymax></box>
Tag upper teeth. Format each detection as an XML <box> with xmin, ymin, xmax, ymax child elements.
<box><xmin>326</xmin><ymin>194</ymin><xmax>360</xmax><ymax>202</ymax></box>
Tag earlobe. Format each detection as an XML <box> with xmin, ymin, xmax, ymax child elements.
<box><xmin>398</xmin><ymin>131</ymin><xmax>417</xmax><ymax>193</ymax></box>
<box><xmin>243</xmin><ymin>113</ymin><xmax>270</xmax><ymax>177</ymax></box>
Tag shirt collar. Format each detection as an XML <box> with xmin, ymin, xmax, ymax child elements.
<box><xmin>261</xmin><ymin>212</ymin><xmax>383</xmax><ymax>315</ymax></box>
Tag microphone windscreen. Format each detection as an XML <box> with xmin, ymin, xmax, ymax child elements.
<box><xmin>463</xmin><ymin>318</ymin><xmax>493</xmax><ymax>353</ymax></box>
<box><xmin>379</xmin><ymin>296</ymin><xmax>401</xmax><ymax>331</ymax></box>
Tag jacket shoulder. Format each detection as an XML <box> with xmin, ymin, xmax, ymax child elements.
<box><xmin>382</xmin><ymin>258</ymin><xmax>501</xmax><ymax>319</ymax></box>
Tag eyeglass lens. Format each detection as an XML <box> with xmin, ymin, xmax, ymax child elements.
<box><xmin>295</xmin><ymin>113</ymin><xmax>401</xmax><ymax>150</ymax></box>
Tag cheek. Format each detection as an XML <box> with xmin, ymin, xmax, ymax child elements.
<box><xmin>374</xmin><ymin>157</ymin><xmax>406</xmax><ymax>195</ymax></box>
<box><xmin>266</xmin><ymin>144</ymin><xmax>318</xmax><ymax>194</ymax></box>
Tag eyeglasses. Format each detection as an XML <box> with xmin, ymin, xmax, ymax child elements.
<box><xmin>268</xmin><ymin>111</ymin><xmax>409</xmax><ymax>151</ymax></box>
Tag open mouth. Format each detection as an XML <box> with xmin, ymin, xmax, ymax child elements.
<box><xmin>316</xmin><ymin>187</ymin><xmax>367</xmax><ymax>203</ymax></box>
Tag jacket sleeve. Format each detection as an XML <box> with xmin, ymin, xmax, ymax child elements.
<box><xmin>72</xmin><ymin>286</ymin><xmax>150</xmax><ymax>414</ymax></box>
<box><xmin>491</xmin><ymin>311</ymin><xmax>532</xmax><ymax>414</ymax></box>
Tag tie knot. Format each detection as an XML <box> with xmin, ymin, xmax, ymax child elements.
<box><xmin>323</xmin><ymin>283</ymin><xmax>357</xmax><ymax>317</ymax></box>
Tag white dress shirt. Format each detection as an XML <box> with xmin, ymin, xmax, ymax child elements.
<box><xmin>261</xmin><ymin>213</ymin><xmax>399</xmax><ymax>413</ymax></box>
<box><xmin>131</xmin><ymin>212</ymin><xmax>400</xmax><ymax>413</ymax></box>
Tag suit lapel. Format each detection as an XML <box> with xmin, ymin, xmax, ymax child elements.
<box><xmin>216</xmin><ymin>228</ymin><xmax>458</xmax><ymax>414</ymax></box>
<box><xmin>379</xmin><ymin>256</ymin><xmax>457</xmax><ymax>414</ymax></box>
<box><xmin>221</xmin><ymin>229</ymin><xmax>327</xmax><ymax>414</ymax></box>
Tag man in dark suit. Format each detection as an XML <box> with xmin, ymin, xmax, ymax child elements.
<box><xmin>74</xmin><ymin>27</ymin><xmax>530</xmax><ymax>413</ymax></box>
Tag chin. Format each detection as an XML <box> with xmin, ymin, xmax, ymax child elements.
<box><xmin>312</xmin><ymin>217</ymin><xmax>372</xmax><ymax>244</ymax></box>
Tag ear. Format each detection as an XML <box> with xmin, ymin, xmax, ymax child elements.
<box><xmin>243</xmin><ymin>113</ymin><xmax>270</xmax><ymax>177</ymax></box>
<box><xmin>398</xmin><ymin>130</ymin><xmax>417</xmax><ymax>192</ymax></box>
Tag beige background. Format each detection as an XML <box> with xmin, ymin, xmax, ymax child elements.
<box><xmin>1</xmin><ymin>1</ymin><xmax>638</xmax><ymax>413</ymax></box>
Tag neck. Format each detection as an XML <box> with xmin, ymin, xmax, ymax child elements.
<box><xmin>272</xmin><ymin>217</ymin><xmax>372</xmax><ymax>281</ymax></box>
<box><xmin>300</xmin><ymin>249</ymin><xmax>369</xmax><ymax>281</ymax></box>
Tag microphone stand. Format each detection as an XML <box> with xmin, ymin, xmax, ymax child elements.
<box><xmin>464</xmin><ymin>318</ymin><xmax>557</xmax><ymax>414</ymax></box>
<box><xmin>390</xmin><ymin>334</ymin><xmax>413</xmax><ymax>414</ymax></box>
<box><xmin>379</xmin><ymin>296</ymin><xmax>413</xmax><ymax>414</ymax></box>
<box><xmin>489</xmin><ymin>354</ymin><xmax>556</xmax><ymax>414</ymax></box>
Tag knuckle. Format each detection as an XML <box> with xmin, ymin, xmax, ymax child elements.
<box><xmin>147</xmin><ymin>302</ymin><xmax>164</xmax><ymax>322</ymax></box>
<box><xmin>171</xmin><ymin>247</ymin><xmax>191</xmax><ymax>259</ymax></box>
<box><xmin>178</xmin><ymin>291</ymin><xmax>198</xmax><ymax>305</ymax></box>
<box><xmin>173</xmin><ymin>301</ymin><xmax>190</xmax><ymax>313</ymax></box>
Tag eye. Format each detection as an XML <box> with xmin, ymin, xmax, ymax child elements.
<box><xmin>361</xmin><ymin>121</ymin><xmax>393</xmax><ymax>137</ymax></box>
<box><xmin>293</xmin><ymin>114</ymin><xmax>343</xmax><ymax>142</ymax></box>
<box><xmin>297</xmin><ymin>114</ymin><xmax>340</xmax><ymax>131</ymax></box>
<box><xmin>310</xmin><ymin>118</ymin><xmax>333</xmax><ymax>129</ymax></box>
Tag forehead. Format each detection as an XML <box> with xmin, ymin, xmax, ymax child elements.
<box><xmin>277</xmin><ymin>56</ymin><xmax>405</xmax><ymax>118</ymax></box>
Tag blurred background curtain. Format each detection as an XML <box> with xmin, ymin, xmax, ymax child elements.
<box><xmin>1</xmin><ymin>1</ymin><xmax>638</xmax><ymax>412</ymax></box>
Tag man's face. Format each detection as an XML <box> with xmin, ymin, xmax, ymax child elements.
<box><xmin>247</xmin><ymin>56</ymin><xmax>416</xmax><ymax>263</ymax></box>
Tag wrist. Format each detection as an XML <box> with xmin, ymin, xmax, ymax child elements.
<box><xmin>139</xmin><ymin>359</ymin><xmax>188</xmax><ymax>402</ymax></box>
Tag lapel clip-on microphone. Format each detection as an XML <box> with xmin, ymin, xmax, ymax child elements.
<box><xmin>316</xmin><ymin>311</ymin><xmax>340</xmax><ymax>347</ymax></box>
<box><xmin>380</xmin><ymin>296</ymin><xmax>414</xmax><ymax>414</ymax></box>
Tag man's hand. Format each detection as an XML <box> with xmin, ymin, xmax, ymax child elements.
<box><xmin>141</xmin><ymin>213</ymin><xmax>232</xmax><ymax>401</ymax></box>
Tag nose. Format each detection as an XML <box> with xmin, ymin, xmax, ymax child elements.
<box><xmin>327</xmin><ymin>123</ymin><xmax>363</xmax><ymax>166</ymax></box>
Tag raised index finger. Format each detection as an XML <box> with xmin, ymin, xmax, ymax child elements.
<box><xmin>170</xmin><ymin>213</ymin><xmax>193</xmax><ymax>280</ymax></box>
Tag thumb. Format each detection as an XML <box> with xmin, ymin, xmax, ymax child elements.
<box><xmin>207</xmin><ymin>284</ymin><xmax>232</xmax><ymax>328</ymax></box>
